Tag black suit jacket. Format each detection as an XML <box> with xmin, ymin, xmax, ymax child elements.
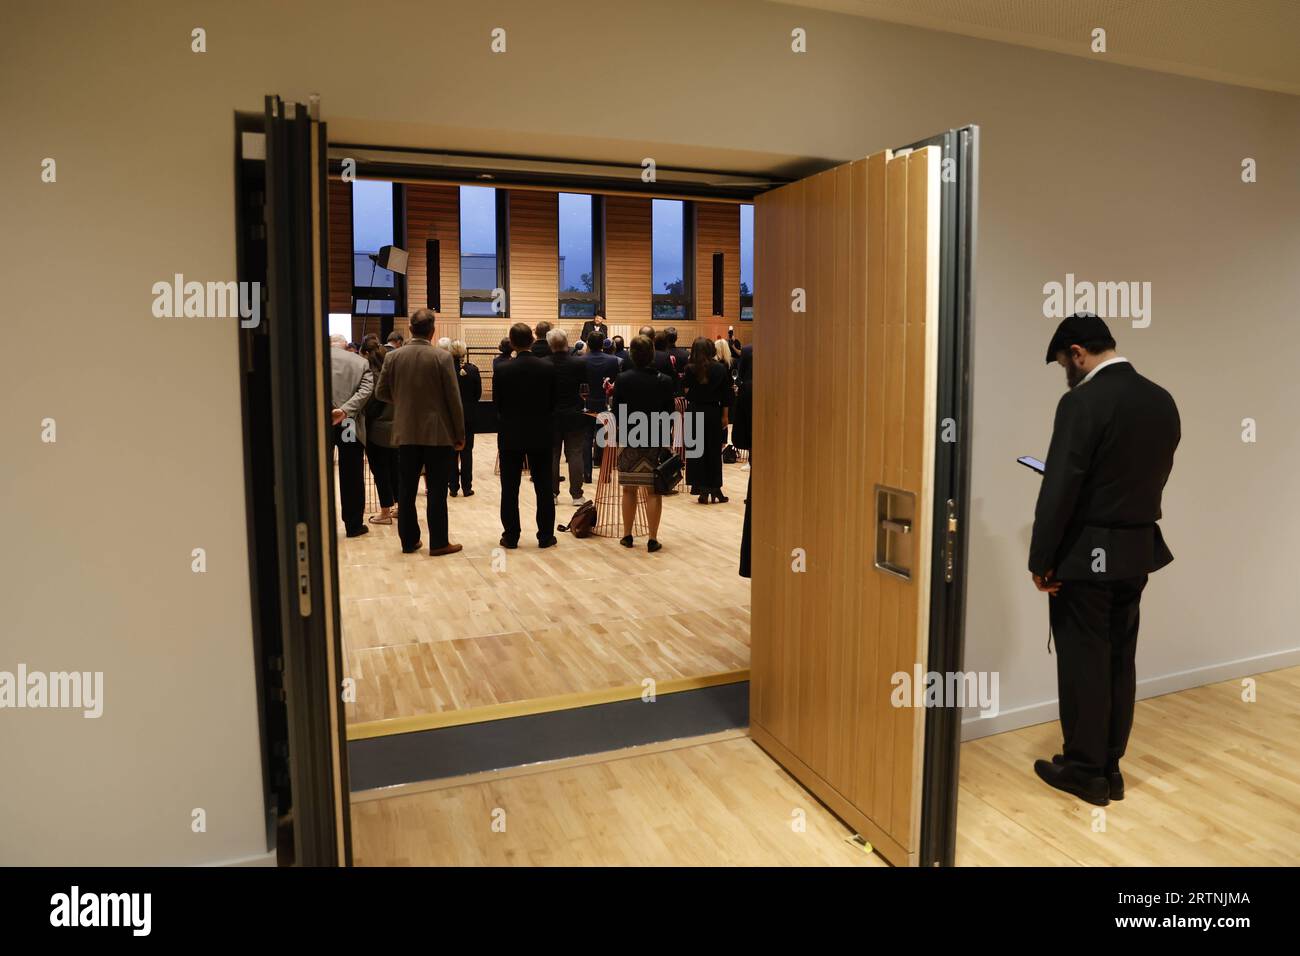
<box><xmin>579</xmin><ymin>320</ymin><xmax>609</xmax><ymax>345</ymax></box>
<box><xmin>493</xmin><ymin>352</ymin><xmax>558</xmax><ymax>451</ymax></box>
<box><xmin>547</xmin><ymin>351</ymin><xmax>589</xmax><ymax>431</ymax></box>
<box><xmin>737</xmin><ymin>344</ymin><xmax>754</xmax><ymax>384</ymax></box>
<box><xmin>1029</xmin><ymin>362</ymin><xmax>1180</xmax><ymax>580</ymax></box>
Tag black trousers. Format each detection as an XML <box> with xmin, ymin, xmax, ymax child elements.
<box><xmin>499</xmin><ymin>446</ymin><xmax>554</xmax><ymax>545</ymax></box>
<box><xmin>1049</xmin><ymin>574</ymin><xmax>1148</xmax><ymax>777</ymax></box>
<box><xmin>366</xmin><ymin>443</ymin><xmax>398</xmax><ymax>509</ymax></box>
<box><xmin>397</xmin><ymin>445</ymin><xmax>453</xmax><ymax>551</ymax></box>
<box><xmin>333</xmin><ymin>423</ymin><xmax>365</xmax><ymax>534</ymax></box>
<box><xmin>449</xmin><ymin>431</ymin><xmax>475</xmax><ymax>493</ymax></box>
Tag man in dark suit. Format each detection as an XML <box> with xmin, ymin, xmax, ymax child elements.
<box><xmin>328</xmin><ymin>335</ymin><xmax>374</xmax><ymax>539</ymax></box>
<box><xmin>582</xmin><ymin>331</ymin><xmax>622</xmax><ymax>481</ymax></box>
<box><xmin>579</xmin><ymin>312</ymin><xmax>609</xmax><ymax>346</ymax></box>
<box><xmin>530</xmin><ymin>321</ymin><xmax>553</xmax><ymax>357</ymax></box>
<box><xmin>620</xmin><ymin>326</ymin><xmax>655</xmax><ymax>371</ymax></box>
<box><xmin>494</xmin><ymin>323</ymin><xmax>559</xmax><ymax>548</ymax></box>
<box><xmin>374</xmin><ymin>309</ymin><xmax>465</xmax><ymax>557</ymax></box>
<box><xmin>546</xmin><ymin>328</ymin><xmax>590</xmax><ymax>506</ymax></box>
<box><xmin>1029</xmin><ymin>313</ymin><xmax>1180</xmax><ymax>807</ymax></box>
<box><xmin>736</xmin><ymin>343</ymin><xmax>754</xmax><ymax>385</ymax></box>
<box><xmin>665</xmin><ymin>327</ymin><xmax>689</xmax><ymax>376</ymax></box>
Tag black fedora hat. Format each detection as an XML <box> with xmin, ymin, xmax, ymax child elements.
<box><xmin>1045</xmin><ymin>313</ymin><xmax>1113</xmax><ymax>363</ymax></box>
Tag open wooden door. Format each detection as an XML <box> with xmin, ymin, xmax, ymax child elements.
<box><xmin>750</xmin><ymin>127</ymin><xmax>976</xmax><ymax>867</ymax></box>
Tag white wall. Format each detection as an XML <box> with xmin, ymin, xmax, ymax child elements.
<box><xmin>3</xmin><ymin>0</ymin><xmax>1296</xmax><ymax>861</ymax></box>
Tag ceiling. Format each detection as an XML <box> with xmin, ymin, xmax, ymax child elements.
<box><xmin>775</xmin><ymin>0</ymin><xmax>1300</xmax><ymax>95</ymax></box>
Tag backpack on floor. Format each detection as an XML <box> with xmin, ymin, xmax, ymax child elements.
<box><xmin>558</xmin><ymin>500</ymin><xmax>597</xmax><ymax>538</ymax></box>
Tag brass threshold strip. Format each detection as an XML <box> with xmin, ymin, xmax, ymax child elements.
<box><xmin>346</xmin><ymin>668</ymin><xmax>750</xmax><ymax>741</ymax></box>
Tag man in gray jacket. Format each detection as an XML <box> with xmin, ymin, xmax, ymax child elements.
<box><xmin>375</xmin><ymin>309</ymin><xmax>466</xmax><ymax>556</ymax></box>
<box><xmin>329</xmin><ymin>334</ymin><xmax>374</xmax><ymax>538</ymax></box>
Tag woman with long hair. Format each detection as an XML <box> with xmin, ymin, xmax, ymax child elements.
<box><xmin>360</xmin><ymin>338</ymin><xmax>399</xmax><ymax>524</ymax></box>
<box><xmin>611</xmin><ymin>334</ymin><xmax>675</xmax><ymax>552</ymax></box>
<box><xmin>684</xmin><ymin>336</ymin><xmax>734</xmax><ymax>504</ymax></box>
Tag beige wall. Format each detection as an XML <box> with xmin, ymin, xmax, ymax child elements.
<box><xmin>3</xmin><ymin>0</ymin><xmax>1297</xmax><ymax>861</ymax></box>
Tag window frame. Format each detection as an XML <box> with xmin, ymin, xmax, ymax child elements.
<box><xmin>557</xmin><ymin>193</ymin><xmax>604</xmax><ymax>319</ymax></box>
<box><xmin>739</xmin><ymin>202</ymin><xmax>754</xmax><ymax>321</ymax></box>
<box><xmin>458</xmin><ymin>186</ymin><xmax>510</xmax><ymax>318</ymax></box>
<box><xmin>651</xmin><ymin>198</ymin><xmax>693</xmax><ymax>321</ymax></box>
<box><xmin>350</xmin><ymin>180</ymin><xmax>406</xmax><ymax>323</ymax></box>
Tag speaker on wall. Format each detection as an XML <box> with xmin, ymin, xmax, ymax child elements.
<box><xmin>376</xmin><ymin>244</ymin><xmax>408</xmax><ymax>275</ymax></box>
<box><xmin>427</xmin><ymin>238</ymin><xmax>440</xmax><ymax>311</ymax></box>
<box><xmin>711</xmin><ymin>252</ymin><xmax>724</xmax><ymax>316</ymax></box>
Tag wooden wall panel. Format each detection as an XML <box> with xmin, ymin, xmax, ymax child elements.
<box><xmin>694</xmin><ymin>202</ymin><xmax>741</xmax><ymax>323</ymax></box>
<box><xmin>405</xmin><ymin>183</ymin><xmax>460</xmax><ymax>318</ymax></box>
<box><xmin>508</xmin><ymin>190</ymin><xmax>558</xmax><ymax>323</ymax></box>
<box><xmin>750</xmin><ymin>146</ymin><xmax>940</xmax><ymax>867</ymax></box>
<box><xmin>328</xmin><ymin>180</ymin><xmax>353</xmax><ymax>314</ymax></box>
<box><xmin>603</xmin><ymin>196</ymin><xmax>651</xmax><ymax>326</ymax></box>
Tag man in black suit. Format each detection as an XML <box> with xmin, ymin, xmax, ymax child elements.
<box><xmin>494</xmin><ymin>323</ymin><xmax>559</xmax><ymax>548</ymax></box>
<box><xmin>530</xmin><ymin>321</ymin><xmax>553</xmax><ymax>357</ymax></box>
<box><xmin>579</xmin><ymin>312</ymin><xmax>609</xmax><ymax>346</ymax></box>
<box><xmin>665</xmin><ymin>327</ymin><xmax>690</xmax><ymax>377</ymax></box>
<box><xmin>545</xmin><ymin>328</ymin><xmax>590</xmax><ymax>507</ymax></box>
<box><xmin>1028</xmin><ymin>313</ymin><xmax>1180</xmax><ymax>807</ymax></box>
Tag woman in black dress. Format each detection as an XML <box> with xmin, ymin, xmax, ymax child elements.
<box><xmin>683</xmin><ymin>337</ymin><xmax>734</xmax><ymax>504</ymax></box>
<box><xmin>611</xmin><ymin>335</ymin><xmax>675</xmax><ymax>551</ymax></box>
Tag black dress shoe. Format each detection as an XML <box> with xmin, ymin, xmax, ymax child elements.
<box><xmin>346</xmin><ymin>526</ymin><xmax>369</xmax><ymax>538</ymax></box>
<box><xmin>1034</xmin><ymin>759</ymin><xmax>1109</xmax><ymax>806</ymax></box>
<box><xmin>1053</xmin><ymin>754</ymin><xmax>1124</xmax><ymax>800</ymax></box>
<box><xmin>538</xmin><ymin>536</ymin><xmax>559</xmax><ymax>549</ymax></box>
<box><xmin>463</xmin><ymin>489</ymin><xmax>475</xmax><ymax>497</ymax></box>
<box><xmin>401</xmin><ymin>540</ymin><xmax>423</xmax><ymax>554</ymax></box>
<box><xmin>710</xmin><ymin>490</ymin><xmax>729</xmax><ymax>504</ymax></box>
<box><xmin>498</xmin><ymin>536</ymin><xmax>518</xmax><ymax>550</ymax></box>
<box><xmin>449</xmin><ymin>488</ymin><xmax>458</xmax><ymax>497</ymax></box>
<box><xmin>619</xmin><ymin>535</ymin><xmax>634</xmax><ymax>548</ymax></box>
<box><xmin>647</xmin><ymin>539</ymin><xmax>662</xmax><ymax>553</ymax></box>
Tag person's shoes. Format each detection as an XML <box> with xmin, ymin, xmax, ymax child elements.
<box><xmin>571</xmin><ymin>495</ymin><xmax>588</xmax><ymax>506</ymax></box>
<box><xmin>346</xmin><ymin>526</ymin><xmax>369</xmax><ymax>538</ymax></box>
<box><xmin>429</xmin><ymin>543</ymin><xmax>463</xmax><ymax>557</ymax></box>
<box><xmin>401</xmin><ymin>540</ymin><xmax>423</xmax><ymax>554</ymax></box>
<box><xmin>538</xmin><ymin>536</ymin><xmax>559</xmax><ymax>549</ymax></box>
<box><xmin>619</xmin><ymin>535</ymin><xmax>634</xmax><ymax>548</ymax></box>
<box><xmin>449</xmin><ymin>488</ymin><xmax>458</xmax><ymax>497</ymax></box>
<box><xmin>710</xmin><ymin>490</ymin><xmax>729</xmax><ymax>504</ymax></box>
<box><xmin>697</xmin><ymin>492</ymin><xmax>709</xmax><ymax>504</ymax></box>
<box><xmin>498</xmin><ymin>536</ymin><xmax>518</xmax><ymax>550</ymax></box>
<box><xmin>368</xmin><ymin>514</ymin><xmax>393</xmax><ymax>525</ymax></box>
<box><xmin>463</xmin><ymin>489</ymin><xmax>475</xmax><ymax>497</ymax></box>
<box><xmin>647</xmin><ymin>539</ymin><xmax>662</xmax><ymax>553</ymax></box>
<box><xmin>1034</xmin><ymin>758</ymin><xmax>1109</xmax><ymax>806</ymax></box>
<box><xmin>1052</xmin><ymin>754</ymin><xmax>1124</xmax><ymax>800</ymax></box>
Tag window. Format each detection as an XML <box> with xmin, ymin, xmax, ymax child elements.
<box><xmin>739</xmin><ymin>203</ymin><xmax>754</xmax><ymax>320</ymax></box>
<box><xmin>460</xmin><ymin>185</ymin><xmax>508</xmax><ymax>316</ymax></box>
<box><xmin>651</xmin><ymin>198</ymin><xmax>691</xmax><ymax>319</ymax></box>
<box><xmin>558</xmin><ymin>193</ymin><xmax>602</xmax><ymax>317</ymax></box>
<box><xmin>352</xmin><ymin>180</ymin><xmax>399</xmax><ymax>316</ymax></box>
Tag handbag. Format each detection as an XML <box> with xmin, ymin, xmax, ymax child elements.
<box><xmin>653</xmin><ymin>448</ymin><xmax>683</xmax><ymax>495</ymax></box>
<box><xmin>558</xmin><ymin>500</ymin><xmax>597</xmax><ymax>538</ymax></box>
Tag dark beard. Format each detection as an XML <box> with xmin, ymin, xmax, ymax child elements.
<box><xmin>1065</xmin><ymin>362</ymin><xmax>1086</xmax><ymax>389</ymax></box>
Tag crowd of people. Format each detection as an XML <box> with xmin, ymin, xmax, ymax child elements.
<box><xmin>328</xmin><ymin>309</ymin><xmax>755</xmax><ymax>558</ymax></box>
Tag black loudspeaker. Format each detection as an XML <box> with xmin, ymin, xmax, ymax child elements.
<box><xmin>427</xmin><ymin>239</ymin><xmax>440</xmax><ymax>311</ymax></box>
<box><xmin>711</xmin><ymin>252</ymin><xmax>724</xmax><ymax>316</ymax></box>
<box><xmin>376</xmin><ymin>244</ymin><xmax>408</xmax><ymax>275</ymax></box>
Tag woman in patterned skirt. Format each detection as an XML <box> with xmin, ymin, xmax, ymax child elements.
<box><xmin>611</xmin><ymin>335</ymin><xmax>676</xmax><ymax>552</ymax></box>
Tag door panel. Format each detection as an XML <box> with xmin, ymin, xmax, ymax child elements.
<box><xmin>751</xmin><ymin>145</ymin><xmax>941</xmax><ymax>866</ymax></box>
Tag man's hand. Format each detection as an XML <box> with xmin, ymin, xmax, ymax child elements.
<box><xmin>1032</xmin><ymin>569</ymin><xmax>1062</xmax><ymax>596</ymax></box>
<box><xmin>331</xmin><ymin>408</ymin><xmax>346</xmax><ymax>426</ymax></box>
<box><xmin>454</xmin><ymin>439</ymin><xmax>465</xmax><ymax>451</ymax></box>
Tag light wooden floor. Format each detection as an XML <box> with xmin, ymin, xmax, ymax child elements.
<box><xmin>351</xmin><ymin>734</ymin><xmax>880</xmax><ymax>866</ymax></box>
<box><xmin>955</xmin><ymin>665</ymin><xmax>1300</xmax><ymax>866</ymax></box>
<box><xmin>351</xmin><ymin>667</ymin><xmax>1300</xmax><ymax>866</ymax></box>
<box><xmin>338</xmin><ymin>431</ymin><xmax>751</xmax><ymax>725</ymax></box>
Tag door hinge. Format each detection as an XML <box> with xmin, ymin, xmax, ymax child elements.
<box><xmin>295</xmin><ymin>522</ymin><xmax>312</xmax><ymax>616</ymax></box>
<box><xmin>943</xmin><ymin>499</ymin><xmax>958</xmax><ymax>584</ymax></box>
